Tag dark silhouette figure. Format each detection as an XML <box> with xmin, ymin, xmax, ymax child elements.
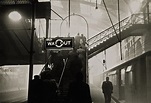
<box><xmin>102</xmin><ymin>77</ymin><xmax>113</xmax><ymax>103</ymax></box>
<box><xmin>67</xmin><ymin>51</ymin><xmax>83</xmax><ymax>80</ymax></box>
<box><xmin>67</xmin><ymin>72</ymin><xmax>92</xmax><ymax>103</ymax></box>
<box><xmin>30</xmin><ymin>75</ymin><xmax>43</xmax><ymax>103</ymax></box>
<box><xmin>40</xmin><ymin>67</ymin><xmax>52</xmax><ymax>80</ymax></box>
<box><xmin>42</xmin><ymin>78</ymin><xmax>58</xmax><ymax>103</ymax></box>
<box><xmin>40</xmin><ymin>68</ymin><xmax>58</xmax><ymax>103</ymax></box>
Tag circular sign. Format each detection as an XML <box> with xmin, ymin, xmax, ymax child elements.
<box><xmin>55</xmin><ymin>39</ymin><xmax>63</xmax><ymax>48</ymax></box>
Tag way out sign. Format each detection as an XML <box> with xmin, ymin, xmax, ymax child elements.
<box><xmin>45</xmin><ymin>37</ymin><xmax>74</xmax><ymax>50</ymax></box>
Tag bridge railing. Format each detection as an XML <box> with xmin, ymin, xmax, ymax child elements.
<box><xmin>88</xmin><ymin>13</ymin><xmax>147</xmax><ymax>50</ymax></box>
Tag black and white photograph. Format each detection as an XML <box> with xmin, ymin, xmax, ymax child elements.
<box><xmin>0</xmin><ymin>0</ymin><xmax>151</xmax><ymax>103</ymax></box>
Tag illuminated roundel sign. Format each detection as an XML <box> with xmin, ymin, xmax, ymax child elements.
<box><xmin>45</xmin><ymin>37</ymin><xmax>74</xmax><ymax>50</ymax></box>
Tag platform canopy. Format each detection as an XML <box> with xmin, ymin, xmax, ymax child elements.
<box><xmin>0</xmin><ymin>0</ymin><xmax>51</xmax><ymax>65</ymax></box>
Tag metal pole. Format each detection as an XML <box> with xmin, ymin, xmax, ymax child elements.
<box><xmin>45</xmin><ymin>17</ymin><xmax>49</xmax><ymax>62</ymax></box>
<box><xmin>102</xmin><ymin>0</ymin><xmax>120</xmax><ymax>41</ymax></box>
<box><xmin>28</xmin><ymin>0</ymin><xmax>35</xmax><ymax>102</ymax></box>
<box><xmin>50</xmin><ymin>0</ymin><xmax>51</xmax><ymax>38</ymax></box>
<box><xmin>60</xmin><ymin>13</ymin><xmax>89</xmax><ymax>39</ymax></box>
<box><xmin>147</xmin><ymin>1</ymin><xmax>150</xmax><ymax>24</ymax></box>
<box><xmin>117</xmin><ymin>0</ymin><xmax>122</xmax><ymax>60</ymax></box>
<box><xmin>58</xmin><ymin>58</ymin><xmax>68</xmax><ymax>87</ymax></box>
<box><xmin>68</xmin><ymin>0</ymin><xmax>71</xmax><ymax>36</ymax></box>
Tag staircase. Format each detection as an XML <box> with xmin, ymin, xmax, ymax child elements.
<box><xmin>88</xmin><ymin>13</ymin><xmax>150</xmax><ymax>59</ymax></box>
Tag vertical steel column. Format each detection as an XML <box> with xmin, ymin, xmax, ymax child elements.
<box><xmin>45</xmin><ymin>17</ymin><xmax>49</xmax><ymax>62</ymax></box>
<box><xmin>28</xmin><ymin>0</ymin><xmax>36</xmax><ymax>102</ymax></box>
<box><xmin>46</xmin><ymin>18</ymin><xmax>49</xmax><ymax>39</ymax></box>
<box><xmin>102</xmin><ymin>0</ymin><xmax>119</xmax><ymax>41</ymax></box>
<box><xmin>147</xmin><ymin>1</ymin><xmax>150</xmax><ymax>24</ymax></box>
<box><xmin>68</xmin><ymin>0</ymin><xmax>71</xmax><ymax>36</ymax></box>
<box><xmin>117</xmin><ymin>0</ymin><xmax>122</xmax><ymax>60</ymax></box>
<box><xmin>50</xmin><ymin>0</ymin><xmax>51</xmax><ymax>38</ymax></box>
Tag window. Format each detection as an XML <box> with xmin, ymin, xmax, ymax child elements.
<box><xmin>126</xmin><ymin>65</ymin><xmax>133</xmax><ymax>85</ymax></box>
<box><xmin>121</xmin><ymin>68</ymin><xmax>125</xmax><ymax>86</ymax></box>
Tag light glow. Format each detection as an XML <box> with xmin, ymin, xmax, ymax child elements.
<box><xmin>9</xmin><ymin>11</ymin><xmax>22</xmax><ymax>21</ymax></box>
<box><xmin>126</xmin><ymin>65</ymin><xmax>132</xmax><ymax>72</ymax></box>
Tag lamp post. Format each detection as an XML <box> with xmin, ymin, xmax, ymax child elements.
<box><xmin>60</xmin><ymin>13</ymin><xmax>89</xmax><ymax>39</ymax></box>
<box><xmin>60</xmin><ymin>19</ymin><xmax>68</xmax><ymax>37</ymax></box>
<box><xmin>59</xmin><ymin>13</ymin><xmax>89</xmax><ymax>83</ymax></box>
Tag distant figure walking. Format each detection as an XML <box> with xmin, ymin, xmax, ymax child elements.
<box><xmin>102</xmin><ymin>77</ymin><xmax>113</xmax><ymax>103</ymax></box>
<box><xmin>67</xmin><ymin>72</ymin><xmax>92</xmax><ymax>103</ymax></box>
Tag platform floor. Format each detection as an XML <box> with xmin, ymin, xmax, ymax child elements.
<box><xmin>1</xmin><ymin>84</ymin><xmax>118</xmax><ymax>103</ymax></box>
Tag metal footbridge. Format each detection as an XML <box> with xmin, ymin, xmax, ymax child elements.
<box><xmin>88</xmin><ymin>13</ymin><xmax>150</xmax><ymax>59</ymax></box>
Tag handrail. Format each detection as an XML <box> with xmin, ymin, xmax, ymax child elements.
<box><xmin>58</xmin><ymin>58</ymin><xmax>68</xmax><ymax>88</ymax></box>
<box><xmin>88</xmin><ymin>13</ymin><xmax>147</xmax><ymax>50</ymax></box>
